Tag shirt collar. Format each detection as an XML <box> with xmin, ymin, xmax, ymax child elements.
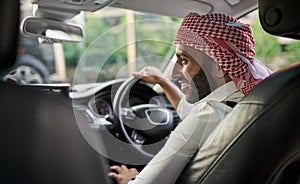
<box><xmin>198</xmin><ymin>81</ymin><xmax>240</xmax><ymax>103</ymax></box>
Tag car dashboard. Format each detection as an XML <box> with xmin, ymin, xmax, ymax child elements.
<box><xmin>70</xmin><ymin>79</ymin><xmax>181</xmax><ymax>139</ymax></box>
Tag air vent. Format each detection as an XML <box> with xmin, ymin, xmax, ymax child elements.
<box><xmin>95</xmin><ymin>0</ymin><xmax>109</xmax><ymax>4</ymax></box>
<box><xmin>63</xmin><ymin>0</ymin><xmax>87</xmax><ymax>5</ymax></box>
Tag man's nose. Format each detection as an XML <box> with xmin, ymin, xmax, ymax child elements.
<box><xmin>171</xmin><ymin>63</ymin><xmax>182</xmax><ymax>79</ymax></box>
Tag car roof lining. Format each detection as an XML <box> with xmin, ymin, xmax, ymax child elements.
<box><xmin>109</xmin><ymin>0</ymin><xmax>258</xmax><ymax>18</ymax></box>
<box><xmin>29</xmin><ymin>0</ymin><xmax>258</xmax><ymax>20</ymax></box>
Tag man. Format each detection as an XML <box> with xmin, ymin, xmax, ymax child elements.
<box><xmin>108</xmin><ymin>12</ymin><xmax>272</xmax><ymax>184</ymax></box>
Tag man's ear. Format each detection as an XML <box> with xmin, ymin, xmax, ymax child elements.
<box><xmin>213</xmin><ymin>64</ymin><xmax>226</xmax><ymax>79</ymax></box>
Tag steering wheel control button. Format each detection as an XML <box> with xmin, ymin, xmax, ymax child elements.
<box><xmin>122</xmin><ymin>108</ymin><xmax>136</xmax><ymax>120</ymax></box>
<box><xmin>145</xmin><ymin>108</ymin><xmax>169</xmax><ymax>125</ymax></box>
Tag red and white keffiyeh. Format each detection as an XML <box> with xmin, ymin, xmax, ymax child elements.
<box><xmin>174</xmin><ymin>12</ymin><xmax>273</xmax><ymax>94</ymax></box>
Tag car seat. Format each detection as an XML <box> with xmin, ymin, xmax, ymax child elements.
<box><xmin>0</xmin><ymin>1</ymin><xmax>113</xmax><ymax>184</ymax></box>
<box><xmin>0</xmin><ymin>1</ymin><xmax>19</xmax><ymax>71</ymax></box>
<box><xmin>176</xmin><ymin>0</ymin><xmax>300</xmax><ymax>183</ymax></box>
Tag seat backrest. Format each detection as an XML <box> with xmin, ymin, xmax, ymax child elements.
<box><xmin>0</xmin><ymin>83</ymin><xmax>113</xmax><ymax>184</ymax></box>
<box><xmin>0</xmin><ymin>1</ymin><xmax>19</xmax><ymax>71</ymax></box>
<box><xmin>0</xmin><ymin>1</ymin><xmax>113</xmax><ymax>183</ymax></box>
<box><xmin>176</xmin><ymin>63</ymin><xmax>300</xmax><ymax>184</ymax></box>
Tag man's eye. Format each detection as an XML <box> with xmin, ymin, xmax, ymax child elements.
<box><xmin>181</xmin><ymin>59</ymin><xmax>188</xmax><ymax>65</ymax></box>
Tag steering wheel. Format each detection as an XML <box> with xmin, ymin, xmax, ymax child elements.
<box><xmin>113</xmin><ymin>76</ymin><xmax>174</xmax><ymax>158</ymax></box>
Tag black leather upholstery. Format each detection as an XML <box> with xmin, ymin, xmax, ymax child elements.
<box><xmin>0</xmin><ymin>1</ymin><xmax>113</xmax><ymax>183</ymax></box>
<box><xmin>0</xmin><ymin>1</ymin><xmax>19</xmax><ymax>71</ymax></box>
<box><xmin>0</xmin><ymin>83</ymin><xmax>113</xmax><ymax>184</ymax></box>
<box><xmin>176</xmin><ymin>64</ymin><xmax>300</xmax><ymax>183</ymax></box>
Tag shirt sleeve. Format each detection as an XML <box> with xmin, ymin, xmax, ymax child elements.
<box><xmin>130</xmin><ymin>100</ymin><xmax>229</xmax><ymax>184</ymax></box>
<box><xmin>176</xmin><ymin>97</ymin><xmax>194</xmax><ymax>119</ymax></box>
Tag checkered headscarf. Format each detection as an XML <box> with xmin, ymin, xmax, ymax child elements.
<box><xmin>174</xmin><ymin>12</ymin><xmax>272</xmax><ymax>94</ymax></box>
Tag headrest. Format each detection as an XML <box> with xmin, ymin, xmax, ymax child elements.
<box><xmin>259</xmin><ymin>0</ymin><xmax>300</xmax><ymax>39</ymax></box>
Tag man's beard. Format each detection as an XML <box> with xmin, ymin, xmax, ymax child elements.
<box><xmin>186</xmin><ymin>69</ymin><xmax>212</xmax><ymax>103</ymax></box>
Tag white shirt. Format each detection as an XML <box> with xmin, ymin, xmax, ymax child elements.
<box><xmin>129</xmin><ymin>81</ymin><xmax>244</xmax><ymax>184</ymax></box>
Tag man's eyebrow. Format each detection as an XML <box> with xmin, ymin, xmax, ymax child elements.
<box><xmin>176</xmin><ymin>52</ymin><xmax>189</xmax><ymax>58</ymax></box>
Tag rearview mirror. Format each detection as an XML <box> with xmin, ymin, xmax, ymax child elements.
<box><xmin>21</xmin><ymin>17</ymin><xmax>84</xmax><ymax>43</ymax></box>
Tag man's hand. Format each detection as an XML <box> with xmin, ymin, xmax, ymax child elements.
<box><xmin>132</xmin><ymin>66</ymin><xmax>166</xmax><ymax>84</ymax></box>
<box><xmin>133</xmin><ymin>66</ymin><xmax>183</xmax><ymax>110</ymax></box>
<box><xmin>108</xmin><ymin>165</ymin><xmax>139</xmax><ymax>184</ymax></box>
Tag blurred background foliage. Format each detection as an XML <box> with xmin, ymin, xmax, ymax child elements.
<box><xmin>63</xmin><ymin>12</ymin><xmax>180</xmax><ymax>82</ymax></box>
<box><xmin>251</xmin><ymin>15</ymin><xmax>281</xmax><ymax>65</ymax></box>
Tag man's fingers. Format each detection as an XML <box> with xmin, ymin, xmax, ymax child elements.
<box><xmin>132</xmin><ymin>73</ymin><xmax>148</xmax><ymax>84</ymax></box>
<box><xmin>107</xmin><ymin>172</ymin><xmax>121</xmax><ymax>180</ymax></box>
<box><xmin>129</xmin><ymin>168</ymin><xmax>139</xmax><ymax>176</ymax></box>
<box><xmin>120</xmin><ymin>164</ymin><xmax>128</xmax><ymax>171</ymax></box>
<box><xmin>108</xmin><ymin>165</ymin><xmax>138</xmax><ymax>184</ymax></box>
<box><xmin>132</xmin><ymin>72</ymin><xmax>142</xmax><ymax>78</ymax></box>
<box><xmin>110</xmin><ymin>165</ymin><xmax>122</xmax><ymax>173</ymax></box>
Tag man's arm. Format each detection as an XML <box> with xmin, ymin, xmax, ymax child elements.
<box><xmin>128</xmin><ymin>101</ymin><xmax>226</xmax><ymax>183</ymax></box>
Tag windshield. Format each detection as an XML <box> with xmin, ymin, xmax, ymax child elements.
<box><xmin>72</xmin><ymin>9</ymin><xmax>180</xmax><ymax>85</ymax></box>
